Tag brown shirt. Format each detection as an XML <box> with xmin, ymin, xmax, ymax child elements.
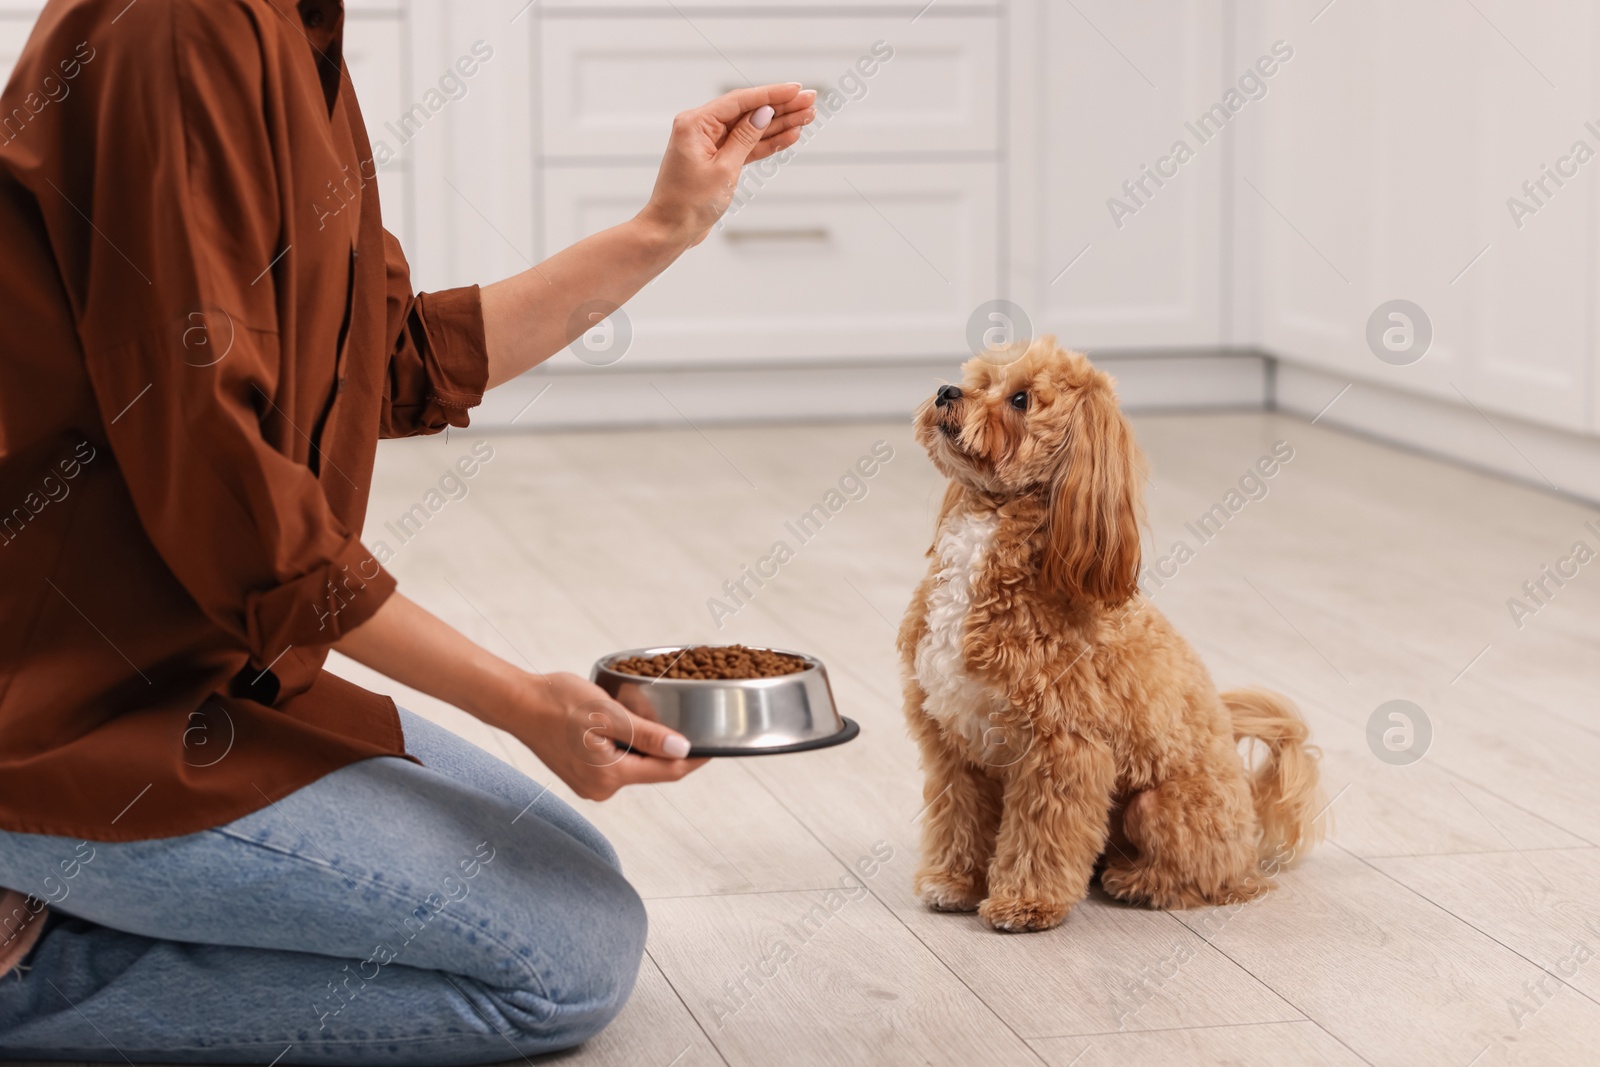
<box><xmin>0</xmin><ymin>0</ymin><xmax>488</xmax><ymax>840</ymax></box>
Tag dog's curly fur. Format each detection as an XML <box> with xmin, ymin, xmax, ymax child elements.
<box><xmin>898</xmin><ymin>337</ymin><xmax>1323</xmax><ymax>932</ymax></box>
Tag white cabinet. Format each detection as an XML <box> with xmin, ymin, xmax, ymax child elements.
<box><xmin>542</xmin><ymin>160</ymin><xmax>999</xmax><ymax>365</ymax></box>
<box><xmin>533</xmin><ymin>7</ymin><xmax>1005</xmax><ymax>364</ymax></box>
<box><xmin>1238</xmin><ymin>0</ymin><xmax>1598</xmax><ymax>432</ymax></box>
<box><xmin>538</xmin><ymin>16</ymin><xmax>995</xmax><ymax>158</ymax></box>
<box><xmin>4</xmin><ymin>0</ymin><xmax>1600</xmax><ymax>444</ymax></box>
<box><xmin>1011</xmin><ymin>0</ymin><xmax>1228</xmax><ymax>350</ymax></box>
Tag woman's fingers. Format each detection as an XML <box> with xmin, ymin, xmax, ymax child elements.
<box><xmin>700</xmin><ymin>82</ymin><xmax>805</xmax><ymax>124</ymax></box>
<box><xmin>592</xmin><ymin>704</ymin><xmax>693</xmax><ymax>760</ymax></box>
<box><xmin>703</xmin><ymin>87</ymin><xmax>812</xmax><ymax>151</ymax></box>
<box><xmin>769</xmin><ymin>88</ymin><xmax>816</xmax><ymax>118</ymax></box>
<box><xmin>610</xmin><ymin>752</ymin><xmax>711</xmax><ymax>786</ymax></box>
<box><xmin>714</xmin><ymin>104</ymin><xmax>779</xmax><ymax>165</ymax></box>
<box><xmin>711</xmin><ymin>101</ymin><xmax>814</xmax><ymax>154</ymax></box>
<box><xmin>560</xmin><ymin>704</ymin><xmax>707</xmax><ymax>797</ymax></box>
<box><xmin>761</xmin><ymin>106</ymin><xmax>815</xmax><ymax>139</ymax></box>
<box><xmin>726</xmin><ymin>106</ymin><xmax>812</xmax><ymax>164</ymax></box>
<box><xmin>746</xmin><ymin>128</ymin><xmax>804</xmax><ymax>163</ymax></box>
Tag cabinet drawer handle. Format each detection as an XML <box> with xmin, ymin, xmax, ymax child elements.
<box><xmin>723</xmin><ymin>226</ymin><xmax>831</xmax><ymax>243</ymax></box>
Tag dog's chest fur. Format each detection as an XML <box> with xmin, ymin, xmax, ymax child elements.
<box><xmin>914</xmin><ymin>510</ymin><xmax>1009</xmax><ymax>758</ymax></box>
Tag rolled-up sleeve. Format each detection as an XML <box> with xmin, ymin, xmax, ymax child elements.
<box><xmin>379</xmin><ymin>231</ymin><xmax>490</xmax><ymax>438</ymax></box>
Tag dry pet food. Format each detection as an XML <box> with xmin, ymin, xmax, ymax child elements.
<box><xmin>609</xmin><ymin>645</ymin><xmax>809</xmax><ymax>680</ymax></box>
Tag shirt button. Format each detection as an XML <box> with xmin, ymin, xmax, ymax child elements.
<box><xmin>336</xmin><ymin>377</ymin><xmax>346</xmax><ymax>395</ymax></box>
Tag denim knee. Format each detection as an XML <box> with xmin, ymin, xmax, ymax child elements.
<box><xmin>494</xmin><ymin>859</ymin><xmax>647</xmax><ymax>1050</ymax></box>
<box><xmin>525</xmin><ymin>793</ymin><xmax>624</xmax><ymax>874</ymax></box>
<box><xmin>556</xmin><ymin>861</ymin><xmax>646</xmax><ymax>1014</ymax></box>
<box><xmin>570</xmin><ymin>872</ymin><xmax>646</xmax><ymax>1042</ymax></box>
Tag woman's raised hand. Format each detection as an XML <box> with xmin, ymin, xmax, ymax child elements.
<box><xmin>637</xmin><ymin>83</ymin><xmax>817</xmax><ymax>249</ymax></box>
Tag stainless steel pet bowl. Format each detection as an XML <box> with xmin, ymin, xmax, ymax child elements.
<box><xmin>591</xmin><ymin>646</ymin><xmax>859</xmax><ymax>757</ymax></box>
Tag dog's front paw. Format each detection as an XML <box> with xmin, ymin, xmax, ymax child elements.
<box><xmin>1097</xmin><ymin>861</ymin><xmax>1153</xmax><ymax>906</ymax></box>
<box><xmin>916</xmin><ymin>870</ymin><xmax>984</xmax><ymax>912</ymax></box>
<box><xmin>979</xmin><ymin>894</ymin><xmax>1071</xmax><ymax>932</ymax></box>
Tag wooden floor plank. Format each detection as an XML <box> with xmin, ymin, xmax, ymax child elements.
<box><xmin>1170</xmin><ymin>845</ymin><xmax>1600</xmax><ymax>1066</ymax></box>
<box><xmin>521</xmin><ymin>952</ymin><xmax>727</xmax><ymax>1067</ymax></box>
<box><xmin>1370</xmin><ymin>848</ymin><xmax>1600</xmax><ymax>1003</ymax></box>
<box><xmin>1030</xmin><ymin>1020</ymin><xmax>1367</xmax><ymax>1067</ymax></box>
<box><xmin>645</xmin><ymin>891</ymin><xmax>1044</xmax><ymax>1067</ymax></box>
<box><xmin>1190</xmin><ymin>640</ymin><xmax>1589</xmax><ymax>860</ymax></box>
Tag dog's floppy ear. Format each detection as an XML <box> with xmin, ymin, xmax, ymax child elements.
<box><xmin>928</xmin><ymin>480</ymin><xmax>967</xmax><ymax>556</ymax></box>
<box><xmin>1040</xmin><ymin>384</ymin><xmax>1145</xmax><ymax>602</ymax></box>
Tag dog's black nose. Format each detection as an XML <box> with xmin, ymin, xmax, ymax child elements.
<box><xmin>935</xmin><ymin>385</ymin><xmax>963</xmax><ymax>408</ymax></box>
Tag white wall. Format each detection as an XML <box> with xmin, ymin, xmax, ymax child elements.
<box><xmin>1008</xmin><ymin>0</ymin><xmax>1231</xmax><ymax>350</ymax></box>
<box><xmin>1234</xmin><ymin>0</ymin><xmax>1600</xmax><ymax>434</ymax></box>
<box><xmin>6</xmin><ymin>0</ymin><xmax>1600</xmax><ymax>499</ymax></box>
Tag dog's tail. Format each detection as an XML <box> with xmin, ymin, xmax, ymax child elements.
<box><xmin>1223</xmin><ymin>687</ymin><xmax>1325</xmax><ymax>867</ymax></box>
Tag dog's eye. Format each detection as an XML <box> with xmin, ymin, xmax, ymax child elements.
<box><xmin>1008</xmin><ymin>390</ymin><xmax>1029</xmax><ymax>411</ymax></box>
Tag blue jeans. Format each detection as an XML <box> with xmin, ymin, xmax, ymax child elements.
<box><xmin>0</xmin><ymin>709</ymin><xmax>647</xmax><ymax>1064</ymax></box>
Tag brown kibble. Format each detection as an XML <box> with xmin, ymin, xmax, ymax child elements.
<box><xmin>608</xmin><ymin>645</ymin><xmax>810</xmax><ymax>680</ymax></box>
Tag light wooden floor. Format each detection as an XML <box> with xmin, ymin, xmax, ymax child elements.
<box><xmin>321</xmin><ymin>412</ymin><xmax>1593</xmax><ymax>1066</ymax></box>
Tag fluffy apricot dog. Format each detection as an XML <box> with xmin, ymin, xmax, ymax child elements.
<box><xmin>899</xmin><ymin>337</ymin><xmax>1322</xmax><ymax>932</ymax></box>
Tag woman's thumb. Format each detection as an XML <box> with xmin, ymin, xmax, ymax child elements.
<box><xmin>629</xmin><ymin>716</ymin><xmax>694</xmax><ymax>759</ymax></box>
<box><xmin>718</xmin><ymin>105</ymin><xmax>775</xmax><ymax>163</ymax></box>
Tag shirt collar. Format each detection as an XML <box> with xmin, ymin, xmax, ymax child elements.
<box><xmin>295</xmin><ymin>0</ymin><xmax>345</xmax><ymax>114</ymax></box>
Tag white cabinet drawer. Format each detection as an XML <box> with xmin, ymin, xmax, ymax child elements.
<box><xmin>541</xmin><ymin>161</ymin><xmax>999</xmax><ymax>365</ymax></box>
<box><xmin>539</xmin><ymin>15</ymin><xmax>997</xmax><ymax>157</ymax></box>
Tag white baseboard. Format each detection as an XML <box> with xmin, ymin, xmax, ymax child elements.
<box><xmin>1274</xmin><ymin>362</ymin><xmax>1600</xmax><ymax>507</ymax></box>
<box><xmin>467</xmin><ymin>351</ymin><xmax>1600</xmax><ymax>506</ymax></box>
<box><xmin>470</xmin><ymin>350</ymin><xmax>1272</xmax><ymax>431</ymax></box>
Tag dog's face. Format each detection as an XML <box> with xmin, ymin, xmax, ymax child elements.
<box><xmin>915</xmin><ymin>339</ymin><xmax>1095</xmax><ymax>494</ymax></box>
<box><xmin>914</xmin><ymin>337</ymin><xmax>1145</xmax><ymax>603</ymax></box>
